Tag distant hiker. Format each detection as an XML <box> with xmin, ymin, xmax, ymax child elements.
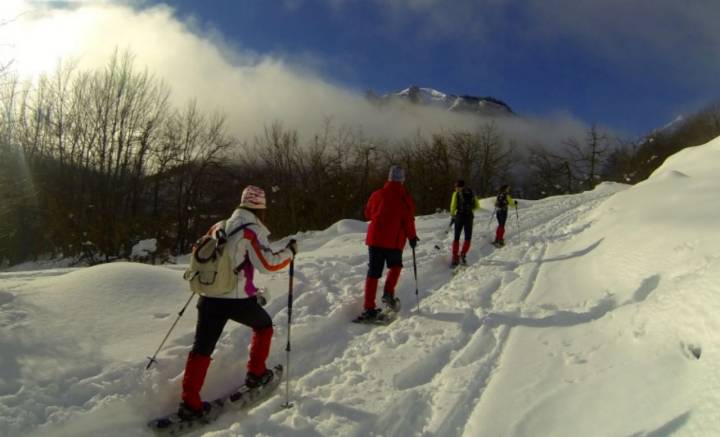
<box><xmin>178</xmin><ymin>185</ymin><xmax>297</xmax><ymax>420</ymax></box>
<box><xmin>357</xmin><ymin>165</ymin><xmax>418</xmax><ymax>321</ymax></box>
<box><xmin>493</xmin><ymin>184</ymin><xmax>518</xmax><ymax>247</ymax></box>
<box><xmin>450</xmin><ymin>179</ymin><xmax>481</xmax><ymax>266</ymax></box>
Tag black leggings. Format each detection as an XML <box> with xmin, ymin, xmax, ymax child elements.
<box><xmin>191</xmin><ymin>296</ymin><xmax>272</xmax><ymax>356</ymax></box>
<box><xmin>496</xmin><ymin>209</ymin><xmax>508</xmax><ymax>226</ymax></box>
<box><xmin>367</xmin><ymin>246</ymin><xmax>403</xmax><ymax>278</ymax></box>
<box><xmin>453</xmin><ymin>214</ymin><xmax>474</xmax><ymax>241</ymax></box>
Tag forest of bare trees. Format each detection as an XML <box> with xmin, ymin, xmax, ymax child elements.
<box><xmin>1</xmin><ymin>51</ymin><xmax>718</xmax><ymax>267</ymax></box>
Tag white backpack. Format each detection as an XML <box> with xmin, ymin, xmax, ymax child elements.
<box><xmin>183</xmin><ymin>221</ymin><xmax>250</xmax><ymax>296</ymax></box>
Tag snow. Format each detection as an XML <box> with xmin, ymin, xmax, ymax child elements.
<box><xmin>131</xmin><ymin>239</ymin><xmax>157</xmax><ymax>259</ymax></box>
<box><xmin>2</xmin><ymin>137</ymin><xmax>720</xmax><ymax>436</ymax></box>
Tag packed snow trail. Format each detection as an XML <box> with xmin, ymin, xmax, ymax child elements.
<box><xmin>274</xmin><ymin>184</ymin><xmax>621</xmax><ymax>437</ymax></box>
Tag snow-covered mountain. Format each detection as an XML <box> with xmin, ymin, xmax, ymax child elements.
<box><xmin>2</xmin><ymin>136</ymin><xmax>720</xmax><ymax>436</ymax></box>
<box><xmin>368</xmin><ymin>85</ymin><xmax>514</xmax><ymax>117</ymax></box>
<box><xmin>644</xmin><ymin>115</ymin><xmax>686</xmax><ymax>143</ymax></box>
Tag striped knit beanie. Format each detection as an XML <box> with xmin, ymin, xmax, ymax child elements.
<box><xmin>239</xmin><ymin>185</ymin><xmax>267</xmax><ymax>209</ymax></box>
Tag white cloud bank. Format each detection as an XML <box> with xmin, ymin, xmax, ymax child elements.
<box><xmin>0</xmin><ymin>0</ymin><xmax>589</xmax><ymax>147</ymax></box>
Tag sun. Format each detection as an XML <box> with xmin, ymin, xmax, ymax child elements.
<box><xmin>0</xmin><ymin>1</ymin><xmax>93</xmax><ymax>79</ymax></box>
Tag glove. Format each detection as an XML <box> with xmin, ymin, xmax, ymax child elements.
<box><xmin>409</xmin><ymin>236</ymin><xmax>419</xmax><ymax>249</ymax></box>
<box><xmin>286</xmin><ymin>238</ymin><xmax>298</xmax><ymax>255</ymax></box>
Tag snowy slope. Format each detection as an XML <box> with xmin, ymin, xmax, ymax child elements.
<box><xmin>2</xmin><ymin>138</ymin><xmax>720</xmax><ymax>436</ymax></box>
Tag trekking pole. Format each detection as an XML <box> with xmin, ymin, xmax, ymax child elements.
<box><xmin>434</xmin><ymin>218</ymin><xmax>454</xmax><ymax>251</ymax></box>
<box><xmin>487</xmin><ymin>208</ymin><xmax>496</xmax><ymax>229</ymax></box>
<box><xmin>282</xmin><ymin>260</ymin><xmax>295</xmax><ymax>409</ymax></box>
<box><xmin>145</xmin><ymin>292</ymin><xmax>196</xmax><ymax>370</ymax></box>
<box><xmin>412</xmin><ymin>246</ymin><xmax>420</xmax><ymax>313</ymax></box>
<box><xmin>446</xmin><ymin>217</ymin><xmax>454</xmax><ymax>234</ymax></box>
<box><xmin>514</xmin><ymin>204</ymin><xmax>519</xmax><ymax>227</ymax></box>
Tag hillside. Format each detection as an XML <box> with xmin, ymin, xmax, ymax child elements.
<box><xmin>1</xmin><ymin>137</ymin><xmax>719</xmax><ymax>436</ymax></box>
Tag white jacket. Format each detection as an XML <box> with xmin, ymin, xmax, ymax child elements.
<box><xmin>209</xmin><ymin>208</ymin><xmax>294</xmax><ymax>299</ymax></box>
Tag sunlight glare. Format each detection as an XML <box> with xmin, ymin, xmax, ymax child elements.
<box><xmin>1</xmin><ymin>1</ymin><xmax>93</xmax><ymax>79</ymax></box>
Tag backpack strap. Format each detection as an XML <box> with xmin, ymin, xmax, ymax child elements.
<box><xmin>226</xmin><ymin>223</ymin><xmax>253</xmax><ymax>274</ymax></box>
<box><xmin>228</xmin><ymin>223</ymin><xmax>252</xmax><ymax>237</ymax></box>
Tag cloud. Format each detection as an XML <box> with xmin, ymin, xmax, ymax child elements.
<box><xmin>0</xmin><ymin>0</ymin><xmax>588</xmax><ymax>149</ymax></box>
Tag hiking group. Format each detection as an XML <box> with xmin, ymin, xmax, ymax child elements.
<box><xmin>166</xmin><ymin>165</ymin><xmax>518</xmax><ymax>423</ymax></box>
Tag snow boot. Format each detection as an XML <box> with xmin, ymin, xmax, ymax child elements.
<box><xmin>356</xmin><ymin>308</ymin><xmax>381</xmax><ymax>322</ymax></box>
<box><xmin>177</xmin><ymin>401</ymin><xmax>211</xmax><ymax>421</ymax></box>
<box><xmin>245</xmin><ymin>368</ymin><xmax>274</xmax><ymax>389</ymax></box>
<box><xmin>382</xmin><ymin>292</ymin><xmax>400</xmax><ymax>312</ymax></box>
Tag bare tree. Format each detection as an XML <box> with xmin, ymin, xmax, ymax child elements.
<box><xmin>527</xmin><ymin>145</ymin><xmax>577</xmax><ymax>196</ymax></box>
<box><xmin>565</xmin><ymin>124</ymin><xmax>609</xmax><ymax>190</ymax></box>
<box><xmin>472</xmin><ymin>122</ymin><xmax>514</xmax><ymax>196</ymax></box>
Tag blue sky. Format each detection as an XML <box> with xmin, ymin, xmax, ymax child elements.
<box><xmin>142</xmin><ymin>0</ymin><xmax>720</xmax><ymax>136</ymax></box>
<box><xmin>4</xmin><ymin>0</ymin><xmax>719</xmax><ymax>142</ymax></box>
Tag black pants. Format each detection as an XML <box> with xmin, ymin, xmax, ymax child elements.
<box><xmin>496</xmin><ymin>209</ymin><xmax>508</xmax><ymax>226</ymax></box>
<box><xmin>367</xmin><ymin>246</ymin><xmax>403</xmax><ymax>278</ymax></box>
<box><xmin>453</xmin><ymin>214</ymin><xmax>474</xmax><ymax>241</ymax></box>
<box><xmin>191</xmin><ymin>296</ymin><xmax>272</xmax><ymax>356</ymax></box>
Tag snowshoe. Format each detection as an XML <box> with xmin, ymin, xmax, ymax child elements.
<box><xmin>245</xmin><ymin>368</ymin><xmax>274</xmax><ymax>389</ymax></box>
<box><xmin>382</xmin><ymin>293</ymin><xmax>400</xmax><ymax>312</ymax></box>
<box><xmin>352</xmin><ymin>307</ymin><xmax>396</xmax><ymax>325</ymax></box>
<box><xmin>354</xmin><ymin>308</ymin><xmax>381</xmax><ymax>322</ymax></box>
<box><xmin>148</xmin><ymin>365</ymin><xmax>283</xmax><ymax>435</ymax></box>
<box><xmin>177</xmin><ymin>401</ymin><xmax>211</xmax><ymax>422</ymax></box>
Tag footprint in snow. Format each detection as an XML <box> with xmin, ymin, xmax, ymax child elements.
<box><xmin>681</xmin><ymin>342</ymin><xmax>702</xmax><ymax>360</ymax></box>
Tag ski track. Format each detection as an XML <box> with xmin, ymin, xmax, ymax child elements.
<box><xmin>268</xmin><ymin>188</ymin><xmax>621</xmax><ymax>437</ymax></box>
<box><xmin>400</xmin><ymin>189</ymin><xmax>620</xmax><ymax>436</ymax></box>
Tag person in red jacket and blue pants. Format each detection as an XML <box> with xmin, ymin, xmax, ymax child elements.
<box><xmin>357</xmin><ymin>165</ymin><xmax>418</xmax><ymax>321</ymax></box>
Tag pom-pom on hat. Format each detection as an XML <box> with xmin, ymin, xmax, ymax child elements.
<box><xmin>239</xmin><ymin>185</ymin><xmax>267</xmax><ymax>209</ymax></box>
<box><xmin>388</xmin><ymin>165</ymin><xmax>405</xmax><ymax>182</ymax></box>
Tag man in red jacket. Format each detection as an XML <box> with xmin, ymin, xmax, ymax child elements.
<box><xmin>357</xmin><ymin>165</ymin><xmax>418</xmax><ymax>321</ymax></box>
